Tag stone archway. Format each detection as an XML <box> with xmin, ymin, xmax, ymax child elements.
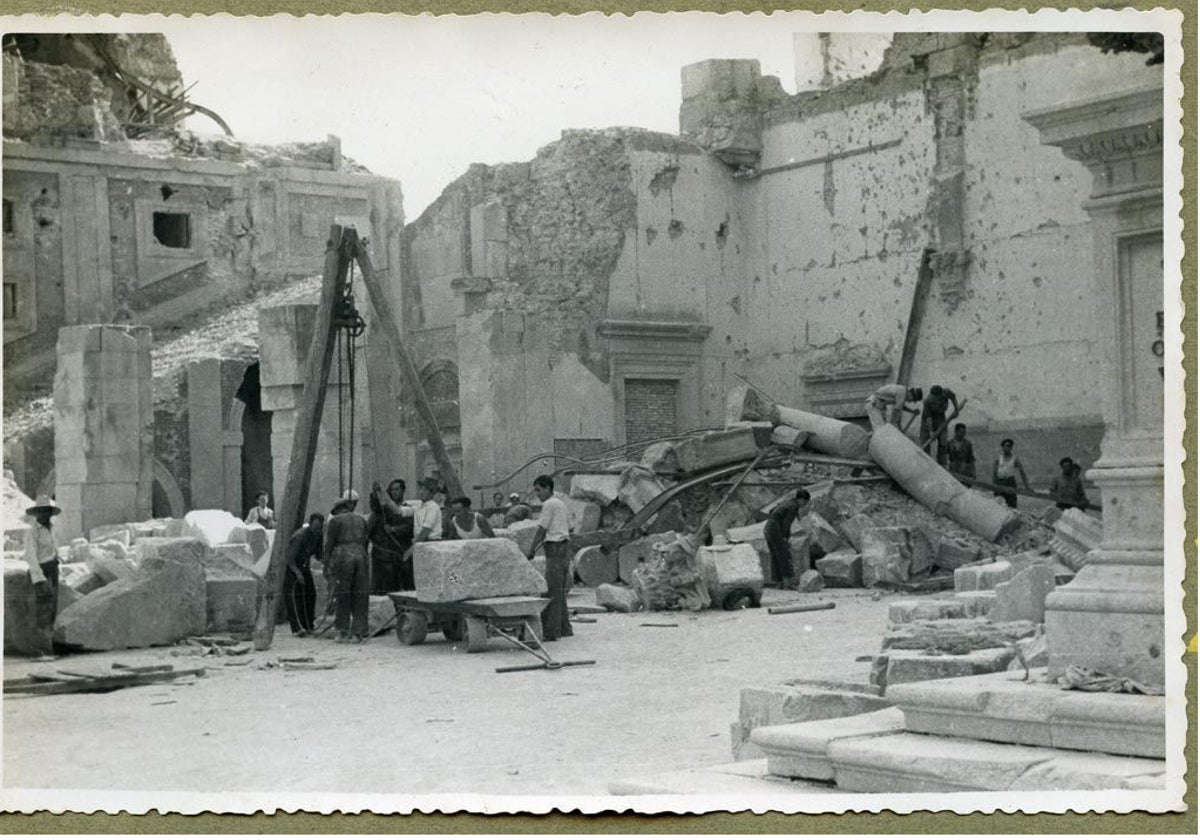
<box><xmin>415</xmin><ymin>359</ymin><xmax>462</xmax><ymax>483</ymax></box>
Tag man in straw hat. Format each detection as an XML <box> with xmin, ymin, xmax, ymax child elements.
<box><xmin>323</xmin><ymin>489</ymin><xmax>370</xmax><ymax>642</ymax></box>
<box><xmin>23</xmin><ymin>495</ymin><xmax>62</xmax><ymax>658</ymax></box>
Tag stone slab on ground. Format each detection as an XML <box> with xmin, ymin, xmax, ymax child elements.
<box><xmin>872</xmin><ymin>647</ymin><xmax>1015</xmax><ymax>691</ymax></box>
<box><xmin>752</xmin><ymin>707</ymin><xmax>906</xmax><ymax>781</ymax></box>
<box><xmin>828</xmin><ymin>731</ymin><xmax>1166</xmax><ymax>793</ymax></box>
<box><xmin>617</xmin><ymin>531</ymin><xmax>676</xmax><ymax>584</ymax></box>
<box><xmin>413</xmin><ymin>538</ymin><xmax>547</xmax><ymax>603</ymax></box>
<box><xmin>991</xmin><ymin>563</ymin><xmax>1057</xmax><ymax>623</ymax></box>
<box><xmin>596</xmin><ymin>582</ymin><xmax>640</xmax><ymax>613</ymax></box>
<box><xmin>887</xmin><ymin>668</ymin><xmax>1166</xmax><ymax>759</ymax></box>
<box><xmin>182</xmin><ymin>510</ymin><xmax>244</xmax><ymax>548</ymax></box>
<box><xmin>3</xmin><ymin>559</ymin><xmax>41</xmax><ymax>655</ymax></box>
<box><xmin>53</xmin><ymin>551</ymin><xmax>206</xmax><ymax>651</ymax></box>
<box><xmin>860</xmin><ymin>526</ymin><xmax>932</xmax><ymax>587</ymax></box>
<box><xmin>731</xmin><ymin>683</ymin><xmax>894</xmax><ymax>761</ymax></box>
<box><xmin>608</xmin><ymin>759</ymin><xmax>834</xmax><ymax>796</ymax></box>
<box><xmin>887</xmin><ymin>598</ymin><xmax>971</xmax><ymax>624</ymax></box>
<box><xmin>815</xmin><ymin>549</ymin><xmax>862</xmax><ymax>588</ymax></box>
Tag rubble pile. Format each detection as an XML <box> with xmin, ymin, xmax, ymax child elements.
<box><xmin>3</xmin><ymin>510</ymin><xmax>276</xmax><ymax>655</ymax></box>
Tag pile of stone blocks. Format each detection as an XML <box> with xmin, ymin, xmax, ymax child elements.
<box><xmin>413</xmin><ymin>538</ymin><xmax>547</xmax><ymax>602</ymax></box>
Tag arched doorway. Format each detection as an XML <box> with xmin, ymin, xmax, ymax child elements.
<box><xmin>416</xmin><ymin>360</ymin><xmax>462</xmax><ymax>484</ymax></box>
<box><xmin>234</xmin><ymin>362</ymin><xmax>274</xmax><ymax>519</ymax></box>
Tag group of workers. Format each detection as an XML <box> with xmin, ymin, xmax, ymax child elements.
<box><xmin>277</xmin><ymin>474</ymin><xmax>573</xmax><ymax>645</ymax></box>
<box><xmin>868</xmin><ymin>382</ymin><xmax>1092</xmax><ymax>511</ymax></box>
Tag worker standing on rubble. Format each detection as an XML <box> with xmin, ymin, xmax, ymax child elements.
<box><xmin>991</xmin><ymin>438</ymin><xmax>1032</xmax><ymax>509</ymax></box>
<box><xmin>921</xmin><ymin>385</ymin><xmax>960</xmax><ymax>465</ymax></box>
<box><xmin>866</xmin><ymin>384</ymin><xmax>922</xmax><ymax>428</ymax></box>
<box><xmin>762</xmin><ymin>488</ymin><xmax>811</xmax><ymax>589</ymax></box>
<box><xmin>448</xmin><ymin>497</ymin><xmax>496</xmax><ymax>539</ymax></box>
<box><xmin>283</xmin><ymin>513</ymin><xmax>323</xmax><ymax>636</ymax></box>
<box><xmin>945</xmin><ymin>423</ymin><xmax>977</xmax><ymax>479</ymax></box>
<box><xmin>1049</xmin><ymin>457</ymin><xmax>1089</xmax><ymax>510</ymax></box>
<box><xmin>23</xmin><ymin>495</ymin><xmax>62</xmax><ymax>659</ymax></box>
<box><xmin>526</xmin><ymin>475</ymin><xmax>573</xmax><ymax>642</ymax></box>
<box><xmin>368</xmin><ymin>479</ymin><xmax>414</xmax><ymax>593</ymax></box>
<box><xmin>324</xmin><ymin>490</ymin><xmax>370</xmax><ymax>642</ymax></box>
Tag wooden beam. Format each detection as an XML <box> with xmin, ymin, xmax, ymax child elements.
<box><xmin>253</xmin><ymin>225</ymin><xmax>350</xmax><ymax>651</ymax></box>
<box><xmin>350</xmin><ymin>229</ymin><xmax>465</xmax><ymax>500</ymax></box>
<box><xmin>897</xmin><ymin>248</ymin><xmax>934</xmax><ymax>387</ymax></box>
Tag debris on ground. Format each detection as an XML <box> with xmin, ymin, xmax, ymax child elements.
<box><xmin>4</xmin><ymin>663</ymin><xmax>205</xmax><ymax>696</ymax></box>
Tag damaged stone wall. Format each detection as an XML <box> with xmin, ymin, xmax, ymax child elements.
<box><xmin>2</xmin><ymin>55</ymin><xmax>124</xmax><ymax>142</ymax></box>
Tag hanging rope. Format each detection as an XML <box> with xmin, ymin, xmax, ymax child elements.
<box><xmin>332</xmin><ymin>257</ymin><xmax>367</xmax><ymax>498</ymax></box>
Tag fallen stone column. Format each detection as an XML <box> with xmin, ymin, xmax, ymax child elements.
<box><xmin>772</xmin><ymin>405</ymin><xmax>871</xmax><ymax>459</ymax></box>
<box><xmin>868</xmin><ymin>424</ymin><xmax>1019</xmax><ymax>542</ymax></box>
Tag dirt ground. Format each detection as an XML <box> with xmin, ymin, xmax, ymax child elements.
<box><xmin>3</xmin><ymin>587</ymin><xmax>893</xmax><ymax>796</ymax></box>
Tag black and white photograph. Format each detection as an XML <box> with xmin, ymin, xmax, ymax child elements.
<box><xmin>0</xmin><ymin>7</ymin><xmax>1188</xmax><ymax>817</ymax></box>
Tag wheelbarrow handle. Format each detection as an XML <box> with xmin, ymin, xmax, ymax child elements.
<box><xmin>495</xmin><ymin>660</ymin><xmax>597</xmax><ymax>674</ymax></box>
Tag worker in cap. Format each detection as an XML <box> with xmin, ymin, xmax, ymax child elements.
<box><xmin>23</xmin><ymin>495</ymin><xmax>63</xmax><ymax>659</ymax></box>
<box><xmin>323</xmin><ymin>488</ymin><xmax>370</xmax><ymax>641</ymax></box>
<box><xmin>503</xmin><ymin>491</ymin><xmax>533</xmax><ymax>527</ymax></box>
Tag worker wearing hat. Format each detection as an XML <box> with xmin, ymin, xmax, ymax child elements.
<box><xmin>503</xmin><ymin>491</ymin><xmax>533</xmax><ymax>527</ymax></box>
<box><xmin>323</xmin><ymin>489</ymin><xmax>371</xmax><ymax>642</ymax></box>
<box><xmin>23</xmin><ymin>495</ymin><xmax>62</xmax><ymax>658</ymax></box>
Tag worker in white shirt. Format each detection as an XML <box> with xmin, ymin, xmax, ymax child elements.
<box><xmin>526</xmin><ymin>475</ymin><xmax>573</xmax><ymax>643</ymax></box>
<box><xmin>22</xmin><ymin>495</ymin><xmax>62</xmax><ymax>659</ymax></box>
<box><xmin>866</xmin><ymin>383</ymin><xmax>923</xmax><ymax>428</ymax></box>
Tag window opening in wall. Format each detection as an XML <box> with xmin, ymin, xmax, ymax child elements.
<box><xmin>160</xmin><ymin>184</ymin><xmax>175</xmax><ymax>201</ymax></box>
<box><xmin>2</xmin><ymin>199</ymin><xmax>13</xmax><ymax>235</ymax></box>
<box><xmin>152</xmin><ymin>211</ymin><xmax>191</xmax><ymax>248</ymax></box>
<box><xmin>3</xmin><ymin>283</ymin><xmax>18</xmax><ymax>320</ymax></box>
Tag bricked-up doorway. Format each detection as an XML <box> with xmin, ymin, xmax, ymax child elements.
<box><xmin>623</xmin><ymin>378</ymin><xmax>679</xmax><ymax>444</ymax></box>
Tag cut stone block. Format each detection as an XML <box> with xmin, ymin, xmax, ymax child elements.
<box><xmin>787</xmin><ymin>534</ymin><xmax>812</xmax><ymax>578</ymax></box>
<box><xmin>129</xmin><ymin>518</ymin><xmax>176</xmax><ymax>540</ymax></box>
<box><xmin>991</xmin><ymin>563</ymin><xmax>1057</xmax><ymax>623</ymax></box>
<box><xmin>88</xmin><ymin>523</ymin><xmax>131</xmax><ymax>545</ymax></box>
<box><xmin>882</xmin><ymin>618</ymin><xmax>1037</xmax><ymax>653</ymax></box>
<box><xmin>931</xmin><ymin>535</ymin><xmax>982</xmax><ymax>570</ymax></box>
<box><xmin>183</xmin><ymin>510</ymin><xmax>244</xmax><ymax>548</ymax></box>
<box><xmin>798</xmin><ymin>512</ymin><xmax>846</xmax><ymax>555</ymax></box>
<box><xmin>828</xmin><ymin>731</ymin><xmax>1165</xmax><ymax>793</ymax></box>
<box><xmin>211</xmin><ymin>542</ymin><xmax>258</xmax><ymax>576</ymax></box>
<box><xmin>954</xmin><ymin>560</ymin><xmax>1015</xmax><ymax>592</ymax></box>
<box><xmin>495</xmin><ymin>519</ymin><xmax>541</xmax><ymax>558</ymax></box>
<box><xmin>816</xmin><ymin>549</ymin><xmax>862</xmax><ymax>588</ymax></box>
<box><xmin>953</xmin><ymin>590</ymin><xmax>997</xmax><ymax>616</ymax></box>
<box><xmin>861</xmin><ymin>526</ymin><xmax>932</xmax><ymax>587</ymax></box>
<box><xmin>888</xmin><ymin>668</ymin><xmax>1166</xmax><ymax>759</ymax></box>
<box><xmin>672</xmin><ymin>427</ymin><xmax>760</xmax><ymax>473</ymax></box>
<box><xmin>752</xmin><ymin>707</ymin><xmax>906</xmax><ymax>781</ymax></box>
<box><xmin>204</xmin><ymin>573</ymin><xmax>258</xmax><ymax>633</ymax></box>
<box><xmin>731</xmin><ymin>683</ymin><xmax>894</xmax><ymax>761</ymax></box>
<box><xmin>1049</xmin><ymin>508</ymin><xmax>1103</xmax><ymax>572</ymax></box>
<box><xmin>872</xmin><ymin>647</ymin><xmax>1015</xmax><ymax>690</ymax></box>
<box><xmin>596</xmin><ymin>582</ymin><xmax>640</xmax><ymax>613</ymax></box>
<box><xmin>232</xmin><ymin>523</ymin><xmax>272</xmax><ymax>564</ymax></box>
<box><xmin>413</xmin><ymin>538</ymin><xmax>547</xmax><ymax>603</ymax></box>
<box><xmin>796</xmin><ymin>570</ymin><xmax>824</xmax><ymax>592</ymax></box>
<box><xmin>769</xmin><ymin>425</ymin><xmax>810</xmax><ymax>449</ymax></box>
<box><xmin>616</xmin><ymin>464</ymin><xmax>665</xmax><ymax>514</ymax></box>
<box><xmin>835</xmin><ymin>513</ymin><xmax>877</xmax><ymax>552</ymax></box>
<box><xmin>3</xmin><ymin>559</ymin><xmax>41</xmax><ymax>655</ymax></box>
<box><xmin>54</xmin><ymin>551</ymin><xmax>206</xmax><ymax>651</ymax></box>
<box><xmin>569</xmin><ymin>473</ymin><xmax>622</xmax><ymax>506</ymax></box>
<box><xmin>697</xmin><ymin>542</ymin><xmax>763</xmax><ymax>607</ymax></box>
<box><xmin>617</xmin><ymin>531</ymin><xmax>676</xmax><ymax>584</ymax></box>
<box><xmin>566</xmin><ymin>499</ymin><xmax>602</xmax><ymax>534</ymax></box>
<box><xmin>575</xmin><ymin>544</ymin><xmax>619</xmax><ymax>587</ymax></box>
<box><xmin>888</xmin><ymin>598</ymin><xmax>970</xmax><ymax>624</ymax></box>
<box><xmin>85</xmin><ymin>543</ymin><xmax>138</xmax><ymax>583</ymax></box>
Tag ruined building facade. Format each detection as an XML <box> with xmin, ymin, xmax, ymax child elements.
<box><xmin>3</xmin><ymin>34</ymin><xmax>404</xmax><ymax>525</ymax></box>
<box><xmin>395</xmin><ymin>33</ymin><xmax>1163</xmax><ymax>497</ymax></box>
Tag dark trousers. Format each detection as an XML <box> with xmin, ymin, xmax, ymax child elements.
<box><xmin>540</xmin><ymin>541</ymin><xmax>573</xmax><ymax>641</ymax></box>
<box><xmin>765</xmin><ymin>529</ymin><xmax>794</xmax><ymax>584</ymax></box>
<box><xmin>370</xmin><ymin>548</ymin><xmax>401</xmax><ymax>595</ymax></box>
<box><xmin>331</xmin><ymin>547</ymin><xmax>370</xmax><ymax>638</ymax></box>
<box><xmin>994</xmin><ymin>476</ymin><xmax>1018</xmax><ymax>508</ymax></box>
<box><xmin>283</xmin><ymin>565</ymin><xmax>316</xmax><ymax>634</ymax></box>
<box><xmin>921</xmin><ymin>413</ymin><xmax>949</xmax><ymax>465</ymax></box>
<box><xmin>34</xmin><ymin>560</ymin><xmax>59</xmax><ymax>656</ymax></box>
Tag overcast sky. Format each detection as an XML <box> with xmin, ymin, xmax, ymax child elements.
<box><xmin>161</xmin><ymin>14</ymin><xmax>808</xmax><ymax>218</ymax></box>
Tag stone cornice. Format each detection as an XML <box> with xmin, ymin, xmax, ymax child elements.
<box><xmin>598</xmin><ymin>319</ymin><xmax>712</xmax><ymax>342</ymax></box>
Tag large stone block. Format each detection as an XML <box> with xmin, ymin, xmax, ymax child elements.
<box><xmin>753</xmin><ymin>708</ymin><xmax>907</xmax><ymax>781</ymax></box>
<box><xmin>617</xmin><ymin>465</ymin><xmax>666</xmax><ymax>514</ymax></box>
<box><xmin>3</xmin><ymin>559</ymin><xmax>42</xmax><ymax>655</ymax></box>
<box><xmin>731</xmin><ymin>683</ymin><xmax>894</xmax><ymax>761</ymax></box>
<box><xmin>54</xmin><ymin>551</ymin><xmax>206</xmax><ymax>650</ymax></box>
<box><xmin>205</xmin><ymin>574</ymin><xmax>258</xmax><ymax>633</ymax></box>
<box><xmin>991</xmin><ymin>563</ymin><xmax>1057</xmax><ymax>623</ymax></box>
<box><xmin>872</xmin><ymin>647</ymin><xmax>1015</xmax><ymax>690</ymax></box>
<box><xmin>888</xmin><ymin>598</ymin><xmax>969</xmax><ymax>624</ymax></box>
<box><xmin>85</xmin><ymin>543</ymin><xmax>139</xmax><ymax>584</ymax></box>
<box><xmin>953</xmin><ymin>559</ymin><xmax>1015</xmax><ymax>592</ymax></box>
<box><xmin>815</xmin><ymin>549</ymin><xmax>862</xmax><ymax>588</ymax></box>
<box><xmin>835</xmin><ymin>513</ymin><xmax>877</xmax><ymax>552</ymax></box>
<box><xmin>231</xmin><ymin>522</ymin><xmax>273</xmax><ymax>564</ymax></box>
<box><xmin>575</xmin><ymin>544</ymin><xmax>618</xmax><ymax>586</ymax></box>
<box><xmin>798</xmin><ymin>512</ymin><xmax>846</xmax><ymax>555</ymax></box>
<box><xmin>413</xmin><ymin>538</ymin><xmax>547</xmax><ymax>603</ymax></box>
<box><xmin>697</xmin><ymin>542</ymin><xmax>763</xmax><ymax>606</ymax></box>
<box><xmin>211</xmin><ymin>542</ymin><xmax>258</xmax><ymax>576</ymax></box>
<box><xmin>861</xmin><ymin>527</ymin><xmax>932</xmax><ymax>587</ymax></box>
<box><xmin>596</xmin><ymin>582</ymin><xmax>640</xmax><ymax>613</ymax></box>
<box><xmin>672</xmin><ymin>427</ymin><xmax>760</xmax><ymax>473</ymax></box>
<box><xmin>495</xmin><ymin>519</ymin><xmax>541</xmax><ymax>558</ymax></box>
<box><xmin>88</xmin><ymin>523</ymin><xmax>132</xmax><ymax>545</ymax></box>
<box><xmin>565</xmin><ymin>498</ymin><xmax>602</xmax><ymax>534</ymax></box>
<box><xmin>569</xmin><ymin>473</ymin><xmax>622</xmax><ymax>506</ymax></box>
<box><xmin>183</xmin><ymin>510</ymin><xmax>244</xmax><ymax>548</ymax></box>
<box><xmin>930</xmin><ymin>535</ymin><xmax>982</xmax><ymax>570</ymax></box>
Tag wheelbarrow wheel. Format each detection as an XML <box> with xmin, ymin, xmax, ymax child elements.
<box><xmin>463</xmin><ymin>615</ymin><xmax>490</xmax><ymax>653</ymax></box>
<box><xmin>442</xmin><ymin>617</ymin><xmax>464</xmax><ymax>642</ymax></box>
<box><xmin>395</xmin><ymin>611</ymin><xmax>428</xmax><ymax>646</ymax></box>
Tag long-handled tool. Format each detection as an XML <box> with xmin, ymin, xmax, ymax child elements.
<box><xmin>490</xmin><ymin>620</ymin><xmax>596</xmax><ymax>673</ymax></box>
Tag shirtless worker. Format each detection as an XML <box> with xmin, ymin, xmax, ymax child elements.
<box><xmin>324</xmin><ymin>490</ymin><xmax>371</xmax><ymax>642</ymax></box>
<box><xmin>866</xmin><ymin>384</ymin><xmax>923</xmax><ymax>428</ymax></box>
<box><xmin>921</xmin><ymin>385</ymin><xmax>961</xmax><ymax>466</ymax></box>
